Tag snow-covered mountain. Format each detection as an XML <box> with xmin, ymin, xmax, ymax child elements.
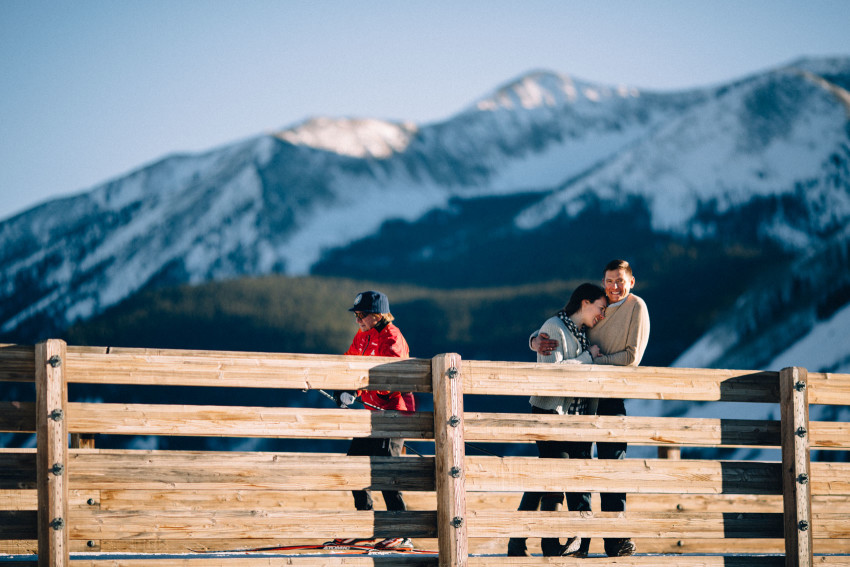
<box><xmin>515</xmin><ymin>59</ymin><xmax>850</xmax><ymax>243</ymax></box>
<box><xmin>2</xmin><ymin>56</ymin><xmax>849</xmax><ymax>378</ymax></box>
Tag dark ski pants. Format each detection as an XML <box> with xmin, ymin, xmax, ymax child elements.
<box><xmin>510</xmin><ymin>406</ymin><xmax>592</xmax><ymax>555</ymax></box>
<box><xmin>347</xmin><ymin>437</ymin><xmax>407</xmax><ymax>511</ymax></box>
<box><xmin>595</xmin><ymin>397</ymin><xmax>628</xmax><ymax>555</ymax></box>
<box><xmin>597</xmin><ymin>397</ymin><xmax>627</xmax><ymax>513</ymax></box>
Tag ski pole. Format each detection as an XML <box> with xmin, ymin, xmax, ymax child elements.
<box><xmin>308</xmin><ymin>387</ymin><xmax>383</xmax><ymax>411</ymax></box>
<box><xmin>304</xmin><ymin>387</ymin><xmax>501</xmax><ymax>458</ymax></box>
<box><xmin>463</xmin><ymin>442</ymin><xmax>502</xmax><ymax>457</ymax></box>
<box><xmin>305</xmin><ymin>387</ymin><xmax>425</xmax><ymax>456</ymax></box>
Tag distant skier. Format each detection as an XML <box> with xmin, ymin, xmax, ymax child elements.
<box><xmin>331</xmin><ymin>290</ymin><xmax>415</xmax><ymax>551</ymax></box>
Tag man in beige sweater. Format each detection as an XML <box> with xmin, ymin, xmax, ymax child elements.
<box><xmin>531</xmin><ymin>259</ymin><xmax>650</xmax><ymax>557</ymax></box>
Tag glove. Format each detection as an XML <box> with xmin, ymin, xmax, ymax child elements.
<box><xmin>334</xmin><ymin>391</ymin><xmax>356</xmax><ymax>408</ymax></box>
<box><xmin>340</xmin><ymin>392</ymin><xmax>356</xmax><ymax>407</ymax></box>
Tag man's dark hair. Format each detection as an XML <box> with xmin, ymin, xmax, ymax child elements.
<box><xmin>604</xmin><ymin>259</ymin><xmax>632</xmax><ymax>278</ymax></box>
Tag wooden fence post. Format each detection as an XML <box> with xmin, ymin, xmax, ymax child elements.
<box><xmin>657</xmin><ymin>446</ymin><xmax>681</xmax><ymax>460</ymax></box>
<box><xmin>36</xmin><ymin>339</ymin><xmax>69</xmax><ymax>567</ymax></box>
<box><xmin>779</xmin><ymin>366</ymin><xmax>812</xmax><ymax>567</ymax></box>
<box><xmin>432</xmin><ymin>353</ymin><xmax>467</xmax><ymax>567</ymax></box>
<box><xmin>70</xmin><ymin>434</ymin><xmax>95</xmax><ymax>449</ymax></box>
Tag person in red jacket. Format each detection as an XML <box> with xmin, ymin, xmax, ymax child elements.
<box><xmin>341</xmin><ymin>290</ymin><xmax>415</xmax><ymax>412</ymax></box>
<box><xmin>331</xmin><ymin>290</ymin><xmax>415</xmax><ymax>550</ymax></box>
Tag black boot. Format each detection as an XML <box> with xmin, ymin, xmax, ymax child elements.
<box><xmin>541</xmin><ymin>537</ymin><xmax>564</xmax><ymax>557</ymax></box>
<box><xmin>507</xmin><ymin>538</ymin><xmax>530</xmax><ymax>556</ymax></box>
<box><xmin>604</xmin><ymin>538</ymin><xmax>636</xmax><ymax>557</ymax></box>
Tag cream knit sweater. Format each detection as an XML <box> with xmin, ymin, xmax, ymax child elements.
<box><xmin>588</xmin><ymin>293</ymin><xmax>650</xmax><ymax>367</ymax></box>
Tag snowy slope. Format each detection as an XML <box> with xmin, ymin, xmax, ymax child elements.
<box><xmin>767</xmin><ymin>301</ymin><xmax>850</xmax><ymax>373</ymax></box>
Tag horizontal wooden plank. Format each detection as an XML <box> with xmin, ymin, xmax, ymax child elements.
<box><xmin>65</xmin><ymin>350</ymin><xmax>432</xmax><ymax>392</ymax></box>
<box><xmin>72</xmin><ymin>452</ymin><xmax>843</xmax><ymax>497</ymax></box>
<box><xmin>467</xmin><ymin>414</ymin><xmax>847</xmax><ymax>450</ymax></box>
<box><xmin>93</xmin><ymin>490</ymin><xmax>510</xmax><ymax>513</ymax></box>
<box><xmin>470</xmin><ymin>510</ymin><xmax>786</xmax><ymax>539</ymax></box>
<box><xmin>0</xmin><ymin>489</ymin><xmax>36</xmax><ymax>511</ymax></box>
<box><xmin>91</xmin><ymin>490</ymin><xmax>510</xmax><ymax>514</ymax></box>
<box><xmin>62</xmin><ymin>401</ymin><xmax>850</xmax><ymax>449</ymax></box>
<box><xmin>94</xmin><ymin>489</ymin><xmax>361</xmax><ymax>512</ymax></box>
<box><xmin>0</xmin><ymin>452</ymin><xmax>35</xmax><ymax>490</ymax></box>
<box><xmin>633</xmin><ymin>538</ymin><xmax>849</xmax><ymax>555</ymax></box>
<box><xmin>85</xmin><ymin>537</ymin><xmax>372</xmax><ymax>553</ymax></box>
<box><xmin>67</xmin><ymin>403</ymin><xmax>433</xmax><ymax>439</ymax></box>
<box><xmin>56</xmin><ymin>554</ymin><xmax>849</xmax><ymax>567</ymax></box>
<box><xmin>69</xmin><ymin>558</ymin><xmax>439</xmax><ymax>567</ymax></box>
<box><xmin>464</xmin><ymin>456</ymin><xmax>782</xmax><ymax>495</ymax></box>
<box><xmin>67</xmin><ymin>508</ymin><xmax>850</xmax><ymax>542</ymax></box>
<box><xmin>61</xmin><ymin>558</ymin><xmax>790</xmax><ymax>567</ymax></box>
<box><xmin>65</xmin><ymin>536</ymin><xmax>850</xmax><ymax>556</ymax></box>
<box><xmin>478</xmin><ymin>457</ymin><xmax>849</xmax><ymax>496</ymax></box>
<box><xmin>473</xmin><ymin>559</ymin><xmax>782</xmax><ymax>567</ymax></box>
<box><xmin>465</xmin><ymin>413</ymin><xmax>782</xmax><ymax>448</ymax></box>
<box><xmin>0</xmin><ymin>489</ymin><xmax>119</xmax><ymax>513</ymax></box>
<box><xmin>0</xmin><ymin>402</ymin><xmax>34</xmax><ymax>433</ymax></box>
<box><xmin>809</xmin><ymin>420</ymin><xmax>850</xmax><ymax>450</ymax></box>
<box><xmin>465</xmin><ymin>559</ymin><xmax>785</xmax><ymax>567</ymax></box>
<box><xmin>809</xmin><ymin>494</ymin><xmax>850</xmax><ymax>512</ymax></box>
<box><xmin>466</xmin><ymin>537</ymin><xmax>815</xmax><ymax>557</ymax></box>
<box><xmin>69</xmin><ymin>509</ymin><xmax>437</xmax><ymax>539</ymax></box>
<box><xmin>815</xmin><ymin>514</ymin><xmax>850</xmax><ymax>539</ymax></box>
<box><xmin>3</xmin><ymin>536</ymin><xmax>838</xmax><ymax>560</ymax></box>
<box><xmin>807</xmin><ymin>371</ymin><xmax>850</xmax><ymax>406</ymax></box>
<box><xmin>89</xmin><ymin>489</ymin><xmax>849</xmax><ymax>516</ymax></box>
<box><xmin>627</xmin><ymin>493</ymin><xmax>785</xmax><ymax>513</ymax></box>
<box><xmin>462</xmin><ymin>360</ymin><xmax>780</xmax><ymax>402</ymax></box>
<box><xmin>69</xmin><ymin>450</ymin><xmax>435</xmax><ymax>491</ymax></box>
<box><xmin>19</xmin><ymin>344</ymin><xmax>850</xmax><ymax>407</ymax></box>
<box><xmin>0</xmin><ymin>539</ymin><xmax>38</xmax><ymax>554</ymax></box>
<box><xmin>69</xmin><ymin>452</ymin><xmax>850</xmax><ymax>497</ymax></box>
<box><xmin>811</xmin><ymin>462</ymin><xmax>850</xmax><ymax>495</ymax></box>
<box><xmin>0</xmin><ymin>344</ymin><xmax>34</xmax><ymax>383</ymax></box>
<box><xmin>468</xmin><ymin>536</ymin><xmax>850</xmax><ymax>557</ymax></box>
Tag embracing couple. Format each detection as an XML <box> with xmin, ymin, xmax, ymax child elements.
<box><xmin>507</xmin><ymin>259</ymin><xmax>650</xmax><ymax>558</ymax></box>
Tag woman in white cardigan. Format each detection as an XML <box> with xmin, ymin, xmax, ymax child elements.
<box><xmin>507</xmin><ymin>283</ymin><xmax>607</xmax><ymax>557</ymax></box>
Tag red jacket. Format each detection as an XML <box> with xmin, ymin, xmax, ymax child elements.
<box><xmin>345</xmin><ymin>322</ymin><xmax>415</xmax><ymax>412</ymax></box>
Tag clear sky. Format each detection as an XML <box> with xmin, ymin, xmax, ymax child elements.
<box><xmin>1</xmin><ymin>0</ymin><xmax>848</xmax><ymax>222</ymax></box>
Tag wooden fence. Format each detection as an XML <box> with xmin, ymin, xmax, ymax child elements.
<box><xmin>1</xmin><ymin>339</ymin><xmax>849</xmax><ymax>566</ymax></box>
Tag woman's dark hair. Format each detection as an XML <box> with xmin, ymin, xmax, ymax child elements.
<box><xmin>562</xmin><ymin>283</ymin><xmax>606</xmax><ymax>316</ymax></box>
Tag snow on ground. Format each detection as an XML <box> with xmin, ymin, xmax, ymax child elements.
<box><xmin>493</xmin><ymin>125</ymin><xmax>648</xmax><ymax>197</ymax></box>
<box><xmin>278</xmin><ymin>174</ymin><xmax>448</xmax><ymax>275</ymax></box>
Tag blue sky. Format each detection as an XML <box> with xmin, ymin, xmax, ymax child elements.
<box><xmin>1</xmin><ymin>0</ymin><xmax>848</xmax><ymax>222</ymax></box>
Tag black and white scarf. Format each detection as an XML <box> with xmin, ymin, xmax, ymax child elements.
<box><xmin>557</xmin><ymin>310</ymin><xmax>589</xmax><ymax>354</ymax></box>
<box><xmin>556</xmin><ymin>310</ymin><xmax>590</xmax><ymax>416</ymax></box>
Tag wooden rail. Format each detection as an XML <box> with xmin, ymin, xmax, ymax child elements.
<box><xmin>1</xmin><ymin>340</ymin><xmax>850</xmax><ymax>566</ymax></box>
